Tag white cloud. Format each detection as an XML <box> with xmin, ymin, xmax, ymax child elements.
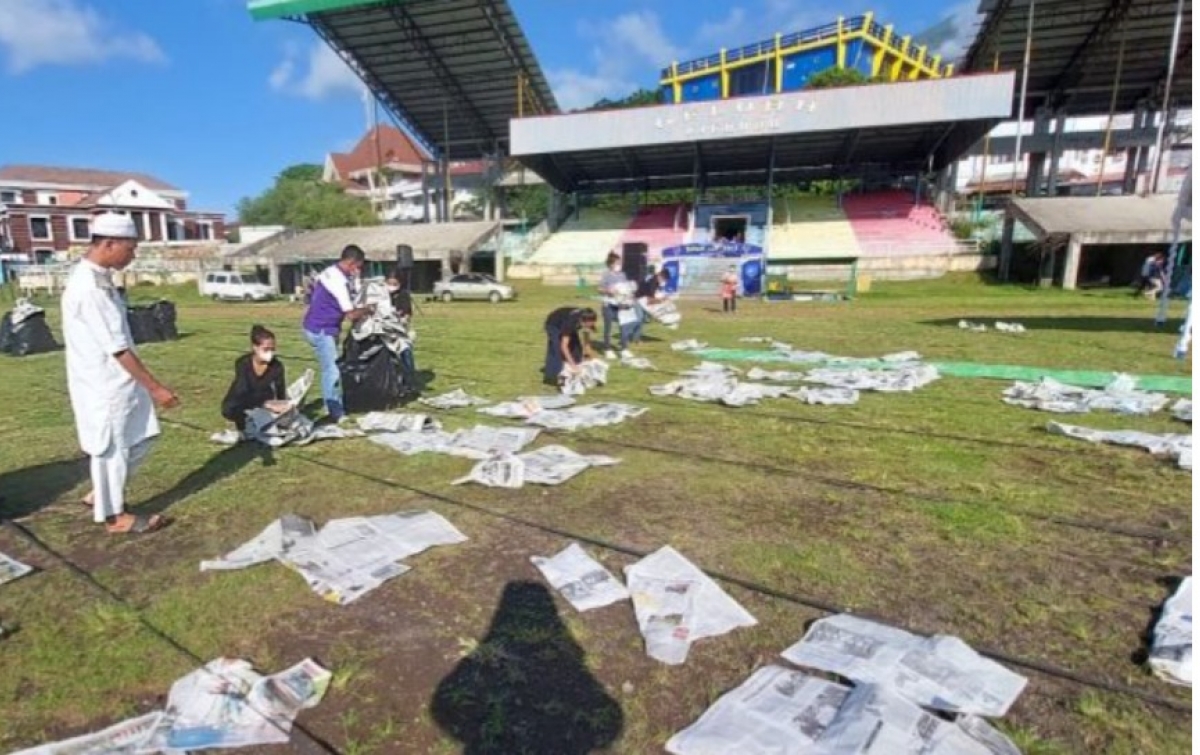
<box><xmin>931</xmin><ymin>1</ymin><xmax>985</xmax><ymax>61</ymax></box>
<box><xmin>269</xmin><ymin>41</ymin><xmax>365</xmax><ymax>100</ymax></box>
<box><xmin>0</xmin><ymin>0</ymin><xmax>165</xmax><ymax>74</ymax></box>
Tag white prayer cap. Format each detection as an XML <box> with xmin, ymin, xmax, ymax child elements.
<box><xmin>91</xmin><ymin>212</ymin><xmax>137</xmax><ymax>239</ymax></box>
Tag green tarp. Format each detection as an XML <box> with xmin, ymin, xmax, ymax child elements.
<box><xmin>692</xmin><ymin>349</ymin><xmax>1192</xmax><ymax>394</ymax></box>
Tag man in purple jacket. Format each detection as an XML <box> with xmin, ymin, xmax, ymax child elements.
<box><xmin>302</xmin><ymin>244</ymin><xmax>372</xmax><ymax>422</ymax></box>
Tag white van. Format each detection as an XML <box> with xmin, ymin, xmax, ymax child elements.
<box><xmin>200</xmin><ymin>271</ymin><xmax>274</xmax><ymax>301</ymax></box>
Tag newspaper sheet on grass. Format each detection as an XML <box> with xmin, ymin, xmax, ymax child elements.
<box><xmin>1003</xmin><ymin>375</ymin><xmax>1170</xmax><ymax>415</ymax></box>
<box><xmin>201</xmin><ymin>511</ymin><xmax>467</xmax><ymax>604</ymax></box>
<box><xmin>746</xmin><ymin>367</ymin><xmax>808</xmax><ymax>382</ymax></box>
<box><xmin>453</xmin><ymin>445</ymin><xmax>620</xmax><ymax>488</ymax></box>
<box><xmin>803</xmin><ymin>365</ymin><xmax>940</xmax><ymax>393</ymax></box>
<box><xmin>0</xmin><ymin>551</ymin><xmax>33</xmax><ymax>586</ymax></box>
<box><xmin>530</xmin><ymin>542</ymin><xmax>630</xmax><ymax>611</ymax></box>
<box><xmin>369</xmin><ymin>425</ymin><xmax>541</xmax><ymax>460</ymax></box>
<box><xmin>671</xmin><ymin>339</ymin><xmax>708</xmax><ymax>351</ymax></box>
<box><xmin>666</xmin><ymin>665</ymin><xmax>850</xmax><ymax>754</ymax></box>
<box><xmin>624</xmin><ymin>546</ymin><xmax>757</xmax><ymax>665</ymax></box>
<box><xmin>1172</xmin><ymin>398</ymin><xmax>1192</xmax><ymax>423</ymax></box>
<box><xmin>780</xmin><ymin>614</ymin><xmax>1027</xmax><ymax>716</ymax></box>
<box><xmin>1149</xmin><ymin>576</ymin><xmax>1192</xmax><ymax>686</ymax></box>
<box><xmin>421</xmin><ymin>388</ymin><xmax>491</xmax><ymax>409</ymax></box>
<box><xmin>478</xmin><ymin>395</ymin><xmax>575</xmax><ymax>418</ymax></box>
<box><xmin>651</xmin><ymin>375</ymin><xmax>793</xmax><ymax>407</ymax></box>
<box><xmin>620</xmin><ymin>355</ymin><xmax>655</xmax><ymax>370</ymax></box>
<box><xmin>9</xmin><ymin>712</ymin><xmax>164</xmax><ymax>755</ymax></box>
<box><xmin>356</xmin><ymin>412</ymin><xmax>441</xmax><ymax>433</ymax></box>
<box><xmin>139</xmin><ymin>657</ymin><xmax>331</xmax><ymax>751</ymax></box>
<box><xmin>1046</xmin><ymin>421</ymin><xmax>1192</xmax><ymax>470</ymax></box>
<box><xmin>525</xmin><ymin>403</ymin><xmax>647</xmax><ymax>431</ymax></box>
<box><xmin>789</xmin><ymin>387</ymin><xmax>861</xmax><ymax>406</ymax></box>
<box><xmin>814</xmin><ymin>683</ymin><xmax>1021</xmax><ymax>755</ymax></box>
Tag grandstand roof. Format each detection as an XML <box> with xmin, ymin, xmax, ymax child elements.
<box><xmin>961</xmin><ymin>0</ymin><xmax>1192</xmax><ymax>116</ymax></box>
<box><xmin>512</xmin><ymin>74</ymin><xmax>1015</xmax><ymax>193</ymax></box>
<box><xmin>248</xmin><ymin>0</ymin><xmax>558</xmax><ymax>160</ymax></box>
<box><xmin>236</xmin><ymin>221</ymin><xmax>502</xmax><ymax>263</ymax></box>
<box><xmin>1009</xmin><ymin>194</ymin><xmax>1189</xmax><ymax>242</ymax></box>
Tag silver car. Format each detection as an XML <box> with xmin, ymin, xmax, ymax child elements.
<box><xmin>433</xmin><ymin>273</ymin><xmax>515</xmax><ymax>303</ymax></box>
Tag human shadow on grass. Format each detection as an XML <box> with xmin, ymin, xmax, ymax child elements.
<box><xmin>431</xmin><ymin>580</ymin><xmax>624</xmax><ymax>755</ymax></box>
<box><xmin>0</xmin><ymin>457</ymin><xmax>91</xmax><ymax>520</ymax></box>
<box><xmin>923</xmin><ymin>316</ymin><xmax>1184</xmax><ymax>334</ymax></box>
<box><xmin>136</xmin><ymin>442</ymin><xmax>277</xmax><ymax>518</ymax></box>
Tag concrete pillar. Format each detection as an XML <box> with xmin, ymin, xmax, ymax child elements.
<box><xmin>1039</xmin><ymin>245</ymin><xmax>1057</xmax><ymax>288</ymax></box>
<box><xmin>268</xmin><ymin>261</ymin><xmax>281</xmax><ymax>294</ymax></box>
<box><xmin>422</xmin><ymin>162</ymin><xmax>431</xmax><ymax>223</ymax></box>
<box><xmin>1046</xmin><ymin>113</ymin><xmax>1066</xmax><ymax>196</ymax></box>
<box><xmin>1062</xmin><ymin>235</ymin><xmax>1083</xmax><ymax>290</ymax></box>
<box><xmin>1024</xmin><ymin>109</ymin><xmax>1053</xmax><ymax>195</ymax></box>
<box><xmin>999</xmin><ymin>213</ymin><xmax>1016</xmax><ymax>281</ymax></box>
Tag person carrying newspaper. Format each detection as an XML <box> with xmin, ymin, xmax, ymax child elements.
<box><xmin>542</xmin><ymin>307</ymin><xmax>598</xmax><ymax>387</ymax></box>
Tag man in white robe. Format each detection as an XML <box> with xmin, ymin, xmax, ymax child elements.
<box><xmin>62</xmin><ymin>213</ymin><xmax>179</xmax><ymax>534</ymax></box>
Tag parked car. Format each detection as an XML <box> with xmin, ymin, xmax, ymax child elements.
<box><xmin>200</xmin><ymin>271</ymin><xmax>274</xmax><ymax>301</ymax></box>
<box><xmin>433</xmin><ymin>273</ymin><xmax>515</xmax><ymax>303</ymax></box>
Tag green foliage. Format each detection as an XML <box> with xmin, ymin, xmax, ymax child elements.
<box><xmin>237</xmin><ymin>163</ymin><xmax>378</xmax><ymax>229</ymax></box>
<box><xmin>586</xmin><ymin>88</ymin><xmax>662</xmax><ymax>111</ymax></box>
<box><xmin>506</xmin><ymin>184</ymin><xmax>551</xmax><ymax>224</ymax></box>
<box><xmin>806</xmin><ymin>67</ymin><xmax>871</xmax><ymax>89</ymax></box>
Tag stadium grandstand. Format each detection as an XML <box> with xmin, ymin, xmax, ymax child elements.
<box><xmin>249</xmin><ymin>0</ymin><xmax>1189</xmax><ymax>293</ymax></box>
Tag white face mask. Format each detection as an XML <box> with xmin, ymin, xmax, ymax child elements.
<box><xmin>256</xmin><ymin>349</ymin><xmax>275</xmax><ymax>363</ymax></box>
<box><xmin>386</xmin><ymin>284</ymin><xmax>400</xmax><ymax>293</ymax></box>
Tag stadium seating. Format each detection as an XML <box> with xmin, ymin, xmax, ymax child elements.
<box><xmin>619</xmin><ymin>204</ymin><xmax>688</xmax><ymax>256</ymax></box>
<box><xmin>842</xmin><ymin>190</ymin><xmax>959</xmax><ymax>254</ymax></box>
<box><xmin>526</xmin><ymin>207</ymin><xmax>634</xmax><ymax>266</ymax></box>
<box><xmin>769</xmin><ymin>196</ymin><xmax>862</xmax><ymax>258</ymax></box>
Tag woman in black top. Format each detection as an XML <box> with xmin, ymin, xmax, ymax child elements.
<box><xmin>221</xmin><ymin>325</ymin><xmax>289</xmax><ymax>431</ymax></box>
<box><xmin>542</xmin><ymin>307</ymin><xmax>597</xmax><ymax>385</ymax></box>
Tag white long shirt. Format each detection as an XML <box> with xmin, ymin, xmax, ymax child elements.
<box><xmin>62</xmin><ymin>259</ymin><xmax>159</xmax><ymax>456</ymax></box>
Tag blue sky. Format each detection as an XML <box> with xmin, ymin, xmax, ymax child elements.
<box><xmin>0</xmin><ymin>0</ymin><xmax>976</xmax><ymax>216</ymax></box>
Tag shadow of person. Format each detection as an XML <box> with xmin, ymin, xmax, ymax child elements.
<box><xmin>0</xmin><ymin>456</ymin><xmax>91</xmax><ymax>520</ymax></box>
<box><xmin>137</xmin><ymin>442</ymin><xmax>276</xmax><ymax>517</ymax></box>
<box><xmin>431</xmin><ymin>580</ymin><xmax>624</xmax><ymax>755</ymax></box>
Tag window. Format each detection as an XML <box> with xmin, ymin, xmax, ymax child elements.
<box><xmin>29</xmin><ymin>216</ymin><xmax>51</xmax><ymax>241</ymax></box>
<box><xmin>70</xmin><ymin>217</ymin><xmax>90</xmax><ymax>241</ymax></box>
<box><xmin>198</xmin><ymin>222</ymin><xmax>213</xmax><ymax>241</ymax></box>
<box><xmin>0</xmin><ymin>190</ymin><xmax>18</xmax><ymax>204</ymax></box>
<box><xmin>36</xmin><ymin>192</ymin><xmax>58</xmax><ymax>206</ymax></box>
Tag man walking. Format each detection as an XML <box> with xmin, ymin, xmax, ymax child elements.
<box><xmin>302</xmin><ymin>244</ymin><xmax>372</xmax><ymax>422</ymax></box>
<box><xmin>63</xmin><ymin>213</ymin><xmax>178</xmax><ymax>534</ymax></box>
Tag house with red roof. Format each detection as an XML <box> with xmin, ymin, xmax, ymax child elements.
<box><xmin>0</xmin><ymin>165</ymin><xmax>225</xmax><ymax>262</ymax></box>
<box><xmin>322</xmin><ymin>124</ymin><xmax>491</xmax><ymax>222</ymax></box>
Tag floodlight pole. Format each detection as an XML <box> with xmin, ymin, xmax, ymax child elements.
<box><xmin>1156</xmin><ymin>165</ymin><xmax>1191</xmax><ymax>329</ymax></box>
<box><xmin>1148</xmin><ymin>0</ymin><xmax>1185</xmax><ymax>195</ymax></box>
<box><xmin>1010</xmin><ymin>0</ymin><xmax>1036</xmax><ymax>197</ymax></box>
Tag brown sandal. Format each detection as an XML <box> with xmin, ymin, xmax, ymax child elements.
<box><xmin>105</xmin><ymin>513</ymin><xmax>167</xmax><ymax>535</ymax></box>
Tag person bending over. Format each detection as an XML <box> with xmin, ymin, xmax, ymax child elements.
<box><xmin>542</xmin><ymin>307</ymin><xmax>598</xmax><ymax>386</ymax></box>
<box><xmin>222</xmin><ymin>324</ymin><xmax>290</xmax><ymax>432</ymax></box>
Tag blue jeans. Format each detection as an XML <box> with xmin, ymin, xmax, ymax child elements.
<box><xmin>602</xmin><ymin>304</ymin><xmax>618</xmax><ymax>348</ymax></box>
<box><xmin>304</xmin><ymin>329</ymin><xmax>344</xmax><ymax>418</ymax></box>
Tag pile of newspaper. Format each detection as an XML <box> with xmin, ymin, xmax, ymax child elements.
<box><xmin>350</xmin><ymin>279</ymin><xmax>414</xmax><ymax>358</ymax></box>
<box><xmin>0</xmin><ymin>551</ymin><xmax>33</xmax><ymax>587</ymax></box>
<box><xmin>1046</xmin><ymin>421</ymin><xmax>1192</xmax><ymax>470</ymax></box>
<box><xmin>560</xmin><ymin>358</ymin><xmax>609</xmax><ymax>396</ymax></box>
<box><xmin>668</xmin><ymin>613</ymin><xmax>1028</xmax><ymax>754</ymax></box>
<box><xmin>1003</xmin><ymin>374</ymin><xmax>1171</xmax><ymax>415</ymax></box>
<box><xmin>802</xmin><ymin>364</ymin><xmax>940</xmax><ymax>393</ymax></box>
<box><xmin>12</xmin><ymin>657</ymin><xmax>331</xmax><ymax>755</ymax></box>
<box><xmin>209</xmin><ymin>369</ymin><xmax>364</xmax><ymax>448</ymax></box>
<box><xmin>421</xmin><ymin>388</ymin><xmax>492</xmax><ymax>410</ymax></box>
<box><xmin>1148</xmin><ymin>577</ymin><xmax>1192</xmax><ymax>686</ymax></box>
<box><xmin>453</xmin><ymin>445</ymin><xmax>620</xmax><ymax>488</ymax></box>
<box><xmin>746</xmin><ymin>367</ymin><xmax>807</xmax><ymax>382</ymax></box>
<box><xmin>201</xmin><ymin>511</ymin><xmax>467</xmax><ymax>605</ymax></box>
<box><xmin>643</xmin><ymin>298</ymin><xmax>682</xmax><ymax>328</ymax></box>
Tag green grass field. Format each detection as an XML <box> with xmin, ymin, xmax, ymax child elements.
<box><xmin>0</xmin><ymin>275</ymin><xmax>1191</xmax><ymax>754</ymax></box>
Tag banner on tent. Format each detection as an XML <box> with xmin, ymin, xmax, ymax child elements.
<box><xmin>660</xmin><ymin>242</ymin><xmax>764</xmax><ymax>296</ymax></box>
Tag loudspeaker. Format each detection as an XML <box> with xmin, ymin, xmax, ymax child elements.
<box><xmin>396</xmin><ymin>244</ymin><xmax>414</xmax><ymax>270</ymax></box>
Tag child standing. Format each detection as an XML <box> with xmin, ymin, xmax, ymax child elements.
<box><xmin>721</xmin><ymin>266</ymin><xmax>738</xmax><ymax>314</ymax></box>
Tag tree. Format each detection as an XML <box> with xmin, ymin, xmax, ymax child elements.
<box><xmin>237</xmin><ymin>163</ymin><xmax>378</xmax><ymax>229</ymax></box>
<box><xmin>586</xmin><ymin>88</ymin><xmax>662</xmax><ymax>112</ymax></box>
<box><xmin>505</xmin><ymin>184</ymin><xmax>551</xmax><ymax>225</ymax></box>
<box><xmin>806</xmin><ymin>67</ymin><xmax>870</xmax><ymax>89</ymax></box>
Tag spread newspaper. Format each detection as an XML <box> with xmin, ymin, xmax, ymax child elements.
<box><xmin>624</xmin><ymin>545</ymin><xmax>757</xmax><ymax>665</ymax></box>
<box><xmin>200</xmin><ymin>511</ymin><xmax>467</xmax><ymax>605</ymax></box>
<box><xmin>780</xmin><ymin>614</ymin><xmax>1027</xmax><ymax>716</ymax></box>
<box><xmin>1148</xmin><ymin>576</ymin><xmax>1192</xmax><ymax>686</ymax></box>
<box><xmin>0</xmin><ymin>551</ymin><xmax>33</xmax><ymax>586</ymax></box>
<box><xmin>530</xmin><ymin>542</ymin><xmax>630</xmax><ymax>611</ymax></box>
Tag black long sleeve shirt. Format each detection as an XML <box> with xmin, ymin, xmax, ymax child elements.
<box><xmin>221</xmin><ymin>354</ymin><xmax>286</xmax><ymax>428</ymax></box>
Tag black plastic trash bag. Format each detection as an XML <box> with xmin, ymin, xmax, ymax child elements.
<box><xmin>0</xmin><ymin>311</ymin><xmax>59</xmax><ymax>356</ymax></box>
<box><xmin>127</xmin><ymin>300</ymin><xmax>179</xmax><ymax>344</ymax></box>
<box><xmin>339</xmin><ymin>335</ymin><xmax>410</xmax><ymax>413</ymax></box>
